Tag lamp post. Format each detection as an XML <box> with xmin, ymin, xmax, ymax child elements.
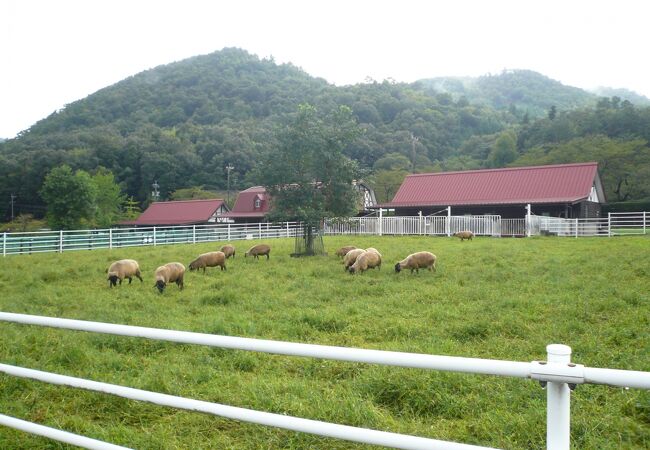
<box><xmin>225</xmin><ymin>164</ymin><xmax>234</xmax><ymax>205</ymax></box>
<box><xmin>151</xmin><ymin>181</ymin><xmax>160</xmax><ymax>202</ymax></box>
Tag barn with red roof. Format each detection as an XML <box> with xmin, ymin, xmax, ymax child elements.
<box><xmin>126</xmin><ymin>199</ymin><xmax>229</xmax><ymax>226</ymax></box>
<box><xmin>222</xmin><ymin>186</ymin><xmax>270</xmax><ymax>223</ymax></box>
<box><xmin>382</xmin><ymin>162</ymin><xmax>605</xmax><ymax>218</ymax></box>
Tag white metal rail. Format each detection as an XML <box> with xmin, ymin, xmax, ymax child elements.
<box><xmin>1</xmin><ymin>312</ymin><xmax>650</xmax><ymax>450</ymax></box>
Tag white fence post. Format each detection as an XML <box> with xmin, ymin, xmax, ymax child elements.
<box><xmin>574</xmin><ymin>219</ymin><xmax>578</xmax><ymax>238</ymax></box>
<box><xmin>192</xmin><ymin>225</ymin><xmax>196</xmax><ymax>244</ymax></box>
<box><xmin>446</xmin><ymin>206</ymin><xmax>451</xmax><ymax>237</ymax></box>
<box><xmin>259</xmin><ymin>223</ymin><xmax>262</xmax><ymax>239</ymax></box>
<box><xmin>227</xmin><ymin>223</ymin><xmax>231</xmax><ymax>241</ymax></box>
<box><xmin>109</xmin><ymin>229</ymin><xmax>113</xmax><ymax>249</ymax></box>
<box><xmin>286</xmin><ymin>222</ymin><xmax>290</xmax><ymax>237</ymax></box>
<box><xmin>546</xmin><ymin>344</ymin><xmax>572</xmax><ymax>450</ymax></box>
<box><xmin>2</xmin><ymin>232</ymin><xmax>6</xmax><ymax>257</ymax></box>
<box><xmin>59</xmin><ymin>231</ymin><xmax>63</xmax><ymax>253</ymax></box>
<box><xmin>377</xmin><ymin>208</ymin><xmax>384</xmax><ymax>236</ymax></box>
<box><xmin>153</xmin><ymin>227</ymin><xmax>157</xmax><ymax>246</ymax></box>
<box><xmin>526</xmin><ymin>204</ymin><xmax>532</xmax><ymax>238</ymax></box>
<box><xmin>608</xmin><ymin>213</ymin><xmax>612</xmax><ymax>237</ymax></box>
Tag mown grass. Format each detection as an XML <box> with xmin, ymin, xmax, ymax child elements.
<box><xmin>0</xmin><ymin>235</ymin><xmax>648</xmax><ymax>449</ymax></box>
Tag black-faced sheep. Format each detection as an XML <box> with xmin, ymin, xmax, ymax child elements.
<box><xmin>335</xmin><ymin>246</ymin><xmax>357</xmax><ymax>258</ymax></box>
<box><xmin>107</xmin><ymin>259</ymin><xmax>143</xmax><ymax>287</ymax></box>
<box><xmin>343</xmin><ymin>248</ymin><xmax>365</xmax><ymax>271</ymax></box>
<box><xmin>189</xmin><ymin>251</ymin><xmax>226</xmax><ymax>273</ymax></box>
<box><xmin>454</xmin><ymin>230</ymin><xmax>474</xmax><ymax>241</ymax></box>
<box><xmin>245</xmin><ymin>244</ymin><xmax>271</xmax><ymax>259</ymax></box>
<box><xmin>394</xmin><ymin>251</ymin><xmax>437</xmax><ymax>274</ymax></box>
<box><xmin>154</xmin><ymin>262</ymin><xmax>185</xmax><ymax>293</ymax></box>
<box><xmin>349</xmin><ymin>250</ymin><xmax>382</xmax><ymax>274</ymax></box>
<box><xmin>220</xmin><ymin>244</ymin><xmax>236</xmax><ymax>259</ymax></box>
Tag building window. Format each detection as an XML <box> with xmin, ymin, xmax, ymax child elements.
<box><xmin>254</xmin><ymin>198</ymin><xmax>261</xmax><ymax>209</ymax></box>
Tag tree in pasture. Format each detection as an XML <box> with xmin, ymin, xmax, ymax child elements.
<box><xmin>257</xmin><ymin>104</ymin><xmax>362</xmax><ymax>255</ymax></box>
<box><xmin>92</xmin><ymin>167</ymin><xmax>125</xmax><ymax>228</ymax></box>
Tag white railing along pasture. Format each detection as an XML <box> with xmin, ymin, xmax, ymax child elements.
<box><xmin>0</xmin><ymin>312</ymin><xmax>649</xmax><ymax>449</ymax></box>
<box><xmin>2</xmin><ymin>212</ymin><xmax>649</xmax><ymax>256</ymax></box>
<box><xmin>1</xmin><ymin>222</ymin><xmax>300</xmax><ymax>256</ymax></box>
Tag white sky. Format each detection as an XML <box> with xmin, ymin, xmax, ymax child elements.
<box><xmin>1</xmin><ymin>0</ymin><xmax>649</xmax><ymax>138</ymax></box>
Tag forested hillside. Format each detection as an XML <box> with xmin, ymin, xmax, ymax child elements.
<box><xmin>1</xmin><ymin>48</ymin><xmax>649</xmax><ymax>222</ymax></box>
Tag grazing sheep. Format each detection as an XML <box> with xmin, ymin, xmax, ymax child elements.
<box><xmin>335</xmin><ymin>246</ymin><xmax>357</xmax><ymax>258</ymax></box>
<box><xmin>343</xmin><ymin>248</ymin><xmax>365</xmax><ymax>271</ymax></box>
<box><xmin>245</xmin><ymin>244</ymin><xmax>271</xmax><ymax>260</ymax></box>
<box><xmin>454</xmin><ymin>230</ymin><xmax>474</xmax><ymax>241</ymax></box>
<box><xmin>365</xmin><ymin>247</ymin><xmax>382</xmax><ymax>257</ymax></box>
<box><xmin>394</xmin><ymin>251</ymin><xmax>437</xmax><ymax>274</ymax></box>
<box><xmin>220</xmin><ymin>244</ymin><xmax>236</xmax><ymax>259</ymax></box>
<box><xmin>349</xmin><ymin>250</ymin><xmax>382</xmax><ymax>274</ymax></box>
<box><xmin>189</xmin><ymin>251</ymin><xmax>226</xmax><ymax>273</ymax></box>
<box><xmin>154</xmin><ymin>262</ymin><xmax>185</xmax><ymax>293</ymax></box>
<box><xmin>107</xmin><ymin>259</ymin><xmax>143</xmax><ymax>287</ymax></box>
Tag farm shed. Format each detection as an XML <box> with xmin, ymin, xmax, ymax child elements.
<box><xmin>224</xmin><ymin>183</ymin><xmax>378</xmax><ymax>223</ymax></box>
<box><xmin>381</xmin><ymin>162</ymin><xmax>605</xmax><ymax>219</ymax></box>
<box><xmin>124</xmin><ymin>199</ymin><xmax>229</xmax><ymax>226</ymax></box>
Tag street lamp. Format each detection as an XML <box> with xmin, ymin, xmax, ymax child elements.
<box><xmin>225</xmin><ymin>164</ymin><xmax>234</xmax><ymax>205</ymax></box>
<box><xmin>151</xmin><ymin>180</ymin><xmax>160</xmax><ymax>202</ymax></box>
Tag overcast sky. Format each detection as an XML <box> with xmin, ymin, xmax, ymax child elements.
<box><xmin>1</xmin><ymin>0</ymin><xmax>649</xmax><ymax>138</ymax></box>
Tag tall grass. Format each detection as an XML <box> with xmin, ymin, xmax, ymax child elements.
<box><xmin>0</xmin><ymin>236</ymin><xmax>648</xmax><ymax>449</ymax></box>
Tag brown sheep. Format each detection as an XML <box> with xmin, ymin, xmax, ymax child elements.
<box><xmin>189</xmin><ymin>251</ymin><xmax>226</xmax><ymax>273</ymax></box>
<box><xmin>335</xmin><ymin>246</ymin><xmax>357</xmax><ymax>258</ymax></box>
<box><xmin>394</xmin><ymin>251</ymin><xmax>437</xmax><ymax>274</ymax></box>
<box><xmin>454</xmin><ymin>230</ymin><xmax>474</xmax><ymax>241</ymax></box>
<box><xmin>154</xmin><ymin>262</ymin><xmax>185</xmax><ymax>293</ymax></box>
<box><xmin>343</xmin><ymin>248</ymin><xmax>365</xmax><ymax>271</ymax></box>
<box><xmin>245</xmin><ymin>244</ymin><xmax>271</xmax><ymax>260</ymax></box>
<box><xmin>349</xmin><ymin>250</ymin><xmax>382</xmax><ymax>274</ymax></box>
<box><xmin>365</xmin><ymin>247</ymin><xmax>382</xmax><ymax>257</ymax></box>
<box><xmin>107</xmin><ymin>259</ymin><xmax>143</xmax><ymax>287</ymax></box>
<box><xmin>220</xmin><ymin>244</ymin><xmax>236</xmax><ymax>259</ymax></box>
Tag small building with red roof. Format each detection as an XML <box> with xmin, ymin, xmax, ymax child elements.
<box><xmin>381</xmin><ymin>162</ymin><xmax>605</xmax><ymax>218</ymax></box>
<box><xmin>126</xmin><ymin>199</ymin><xmax>229</xmax><ymax>226</ymax></box>
<box><xmin>221</xmin><ymin>186</ymin><xmax>270</xmax><ymax>223</ymax></box>
<box><xmin>223</xmin><ymin>183</ymin><xmax>378</xmax><ymax>223</ymax></box>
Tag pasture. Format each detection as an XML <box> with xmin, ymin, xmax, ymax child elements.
<box><xmin>0</xmin><ymin>235</ymin><xmax>648</xmax><ymax>449</ymax></box>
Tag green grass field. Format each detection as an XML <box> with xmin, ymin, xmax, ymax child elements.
<box><xmin>0</xmin><ymin>235</ymin><xmax>648</xmax><ymax>449</ymax></box>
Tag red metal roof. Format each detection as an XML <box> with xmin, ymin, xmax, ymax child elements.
<box><xmin>223</xmin><ymin>186</ymin><xmax>270</xmax><ymax>218</ymax></box>
<box><xmin>132</xmin><ymin>199</ymin><xmax>227</xmax><ymax>225</ymax></box>
<box><xmin>384</xmin><ymin>162</ymin><xmax>600</xmax><ymax>207</ymax></box>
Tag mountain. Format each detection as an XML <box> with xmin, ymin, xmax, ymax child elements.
<box><xmin>0</xmin><ymin>48</ymin><xmax>511</xmax><ymax>218</ymax></box>
<box><xmin>1</xmin><ymin>49</ymin><xmax>649</xmax><ymax>221</ymax></box>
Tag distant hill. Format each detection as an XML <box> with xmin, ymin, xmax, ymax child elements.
<box><xmin>591</xmin><ymin>87</ymin><xmax>650</xmax><ymax>106</ymax></box>
<box><xmin>418</xmin><ymin>70</ymin><xmax>650</xmax><ymax>117</ymax></box>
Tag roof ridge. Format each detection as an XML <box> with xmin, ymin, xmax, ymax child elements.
<box><xmin>405</xmin><ymin>162</ymin><xmax>598</xmax><ymax>178</ymax></box>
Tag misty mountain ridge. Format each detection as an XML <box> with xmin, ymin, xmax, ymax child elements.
<box><xmin>418</xmin><ymin>69</ymin><xmax>650</xmax><ymax>117</ymax></box>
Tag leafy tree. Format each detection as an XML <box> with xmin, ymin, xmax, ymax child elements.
<box><xmin>488</xmin><ymin>131</ymin><xmax>518</xmax><ymax>167</ymax></box>
<box><xmin>257</xmin><ymin>104</ymin><xmax>362</xmax><ymax>254</ymax></box>
<box><xmin>548</xmin><ymin>105</ymin><xmax>557</xmax><ymax>120</ymax></box>
<box><xmin>92</xmin><ymin>167</ymin><xmax>125</xmax><ymax>227</ymax></box>
<box><xmin>370</xmin><ymin>169</ymin><xmax>410</xmax><ymax>203</ymax></box>
<box><xmin>372</xmin><ymin>152</ymin><xmax>411</xmax><ymax>171</ymax></box>
<box><xmin>122</xmin><ymin>196</ymin><xmax>142</xmax><ymax>221</ymax></box>
<box><xmin>40</xmin><ymin>165</ymin><xmax>97</xmax><ymax>230</ymax></box>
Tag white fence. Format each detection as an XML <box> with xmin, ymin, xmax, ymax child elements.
<box><xmin>1</xmin><ymin>222</ymin><xmax>300</xmax><ymax>256</ymax></box>
<box><xmin>2</xmin><ymin>212</ymin><xmax>648</xmax><ymax>256</ymax></box>
<box><xmin>1</xmin><ymin>312</ymin><xmax>649</xmax><ymax>449</ymax></box>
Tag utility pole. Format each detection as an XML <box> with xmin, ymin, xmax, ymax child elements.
<box><xmin>410</xmin><ymin>133</ymin><xmax>419</xmax><ymax>173</ymax></box>
<box><xmin>225</xmin><ymin>164</ymin><xmax>234</xmax><ymax>205</ymax></box>
<box><xmin>151</xmin><ymin>181</ymin><xmax>160</xmax><ymax>202</ymax></box>
<box><xmin>10</xmin><ymin>194</ymin><xmax>16</xmax><ymax>221</ymax></box>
